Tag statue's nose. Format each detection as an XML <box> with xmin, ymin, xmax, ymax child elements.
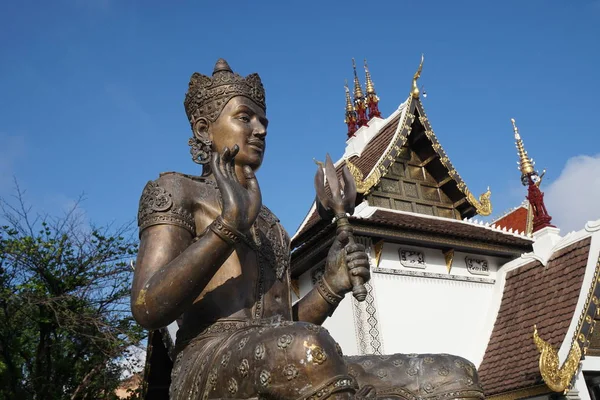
<box><xmin>253</xmin><ymin>122</ymin><xmax>267</xmax><ymax>138</ymax></box>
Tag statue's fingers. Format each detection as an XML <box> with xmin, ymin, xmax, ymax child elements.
<box><xmin>230</xmin><ymin>144</ymin><xmax>239</xmax><ymax>158</ymax></box>
<box><xmin>222</xmin><ymin>147</ymin><xmax>231</xmax><ymax>163</ymax></box>
<box><xmin>221</xmin><ymin>147</ymin><xmax>234</xmax><ymax>180</ymax></box>
<box><xmin>211</xmin><ymin>151</ymin><xmax>224</xmax><ymax>181</ymax></box>
<box><xmin>345</xmin><ymin>243</ymin><xmax>365</xmax><ymax>254</ymax></box>
<box><xmin>346</xmin><ymin>251</ymin><xmax>368</xmax><ymax>263</ymax></box>
<box><xmin>348</xmin><ymin>257</ymin><xmax>370</xmax><ymax>269</ymax></box>
<box><xmin>349</xmin><ymin>266</ymin><xmax>370</xmax><ymax>280</ymax></box>
<box><xmin>229</xmin><ymin>145</ymin><xmax>239</xmax><ymax>182</ymax></box>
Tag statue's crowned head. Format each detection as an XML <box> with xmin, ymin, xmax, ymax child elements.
<box><xmin>184</xmin><ymin>59</ymin><xmax>266</xmax><ymax>126</ymax></box>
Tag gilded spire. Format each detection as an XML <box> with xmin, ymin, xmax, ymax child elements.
<box><xmin>344</xmin><ymin>80</ymin><xmax>358</xmax><ymax>138</ymax></box>
<box><xmin>510</xmin><ymin>118</ymin><xmax>554</xmax><ymax>232</ymax></box>
<box><xmin>352</xmin><ymin>58</ymin><xmax>364</xmax><ymax>99</ymax></box>
<box><xmin>363</xmin><ymin>59</ymin><xmax>381</xmax><ymax>120</ymax></box>
<box><xmin>511</xmin><ymin>118</ymin><xmax>536</xmax><ymax>183</ymax></box>
<box><xmin>411</xmin><ymin>54</ymin><xmax>424</xmax><ymax>98</ymax></box>
<box><xmin>344</xmin><ymin>80</ymin><xmax>354</xmax><ymax>112</ymax></box>
<box><xmin>364</xmin><ymin>59</ymin><xmax>376</xmax><ymax>95</ymax></box>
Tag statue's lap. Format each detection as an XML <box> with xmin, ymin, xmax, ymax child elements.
<box><xmin>170</xmin><ymin>319</ymin><xmax>484</xmax><ymax>400</ymax></box>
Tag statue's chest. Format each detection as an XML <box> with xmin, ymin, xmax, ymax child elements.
<box><xmin>241</xmin><ymin>207</ymin><xmax>292</xmax><ymax>319</ymax></box>
<box><xmin>243</xmin><ymin>206</ymin><xmax>290</xmax><ymax>281</ymax></box>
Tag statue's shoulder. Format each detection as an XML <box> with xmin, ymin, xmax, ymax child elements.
<box><xmin>158</xmin><ymin>171</ymin><xmax>220</xmax><ymax>198</ymax></box>
<box><xmin>137</xmin><ymin>171</ymin><xmax>215</xmax><ymax>237</ymax></box>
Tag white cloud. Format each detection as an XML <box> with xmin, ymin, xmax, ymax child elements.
<box><xmin>545</xmin><ymin>154</ymin><xmax>600</xmax><ymax>233</ymax></box>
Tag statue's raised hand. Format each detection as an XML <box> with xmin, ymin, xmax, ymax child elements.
<box><xmin>211</xmin><ymin>145</ymin><xmax>262</xmax><ymax>232</ymax></box>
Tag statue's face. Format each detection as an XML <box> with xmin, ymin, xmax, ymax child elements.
<box><xmin>208</xmin><ymin>96</ymin><xmax>268</xmax><ymax>170</ymax></box>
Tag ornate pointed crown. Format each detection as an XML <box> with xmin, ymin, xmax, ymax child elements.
<box><xmin>184</xmin><ymin>59</ymin><xmax>266</xmax><ymax>125</ymax></box>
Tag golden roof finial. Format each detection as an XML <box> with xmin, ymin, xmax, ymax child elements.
<box><xmin>411</xmin><ymin>54</ymin><xmax>424</xmax><ymax>98</ymax></box>
<box><xmin>344</xmin><ymin>80</ymin><xmax>354</xmax><ymax>112</ymax></box>
<box><xmin>364</xmin><ymin>59</ymin><xmax>376</xmax><ymax>95</ymax></box>
<box><xmin>352</xmin><ymin>58</ymin><xmax>364</xmax><ymax>99</ymax></box>
<box><xmin>511</xmin><ymin>118</ymin><xmax>535</xmax><ymax>180</ymax></box>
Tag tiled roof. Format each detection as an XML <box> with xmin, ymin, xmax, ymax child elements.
<box><xmin>478</xmin><ymin>237</ymin><xmax>592</xmax><ymax>396</ymax></box>
<box><xmin>292</xmin><ymin>208</ymin><xmax>533</xmax><ymax>260</ymax></box>
<box><xmin>363</xmin><ymin>209</ymin><xmax>533</xmax><ymax>248</ymax></box>
<box><xmin>346</xmin><ymin>113</ymin><xmax>402</xmax><ymax>178</ymax></box>
<box><xmin>493</xmin><ymin>204</ymin><xmax>529</xmax><ymax>234</ymax></box>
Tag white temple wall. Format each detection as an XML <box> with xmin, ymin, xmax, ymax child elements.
<box><xmin>296</xmin><ymin>241</ymin><xmax>506</xmax><ymax>363</ymax></box>
<box><xmin>297</xmin><ymin>263</ymin><xmax>360</xmax><ymax>355</ymax></box>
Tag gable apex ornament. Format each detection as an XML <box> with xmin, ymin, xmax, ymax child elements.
<box><xmin>411</xmin><ymin>54</ymin><xmax>424</xmax><ymax>98</ymax></box>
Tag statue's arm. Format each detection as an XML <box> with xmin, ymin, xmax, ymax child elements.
<box><xmin>131</xmin><ymin>223</ymin><xmax>235</xmax><ymax>330</ymax></box>
<box><xmin>293</xmin><ymin>228</ymin><xmax>371</xmax><ymax>325</ymax></box>
<box><xmin>293</xmin><ymin>286</ymin><xmax>339</xmax><ymax>325</ymax></box>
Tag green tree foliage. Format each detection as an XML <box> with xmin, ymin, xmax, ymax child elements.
<box><xmin>0</xmin><ymin>185</ymin><xmax>145</xmax><ymax>399</ymax></box>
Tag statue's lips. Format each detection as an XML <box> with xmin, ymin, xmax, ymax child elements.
<box><xmin>247</xmin><ymin>140</ymin><xmax>265</xmax><ymax>152</ymax></box>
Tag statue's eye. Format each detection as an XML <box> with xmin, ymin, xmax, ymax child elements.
<box><xmin>238</xmin><ymin>115</ymin><xmax>250</xmax><ymax>123</ymax></box>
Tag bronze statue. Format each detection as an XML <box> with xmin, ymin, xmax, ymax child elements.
<box><xmin>131</xmin><ymin>59</ymin><xmax>484</xmax><ymax>400</ymax></box>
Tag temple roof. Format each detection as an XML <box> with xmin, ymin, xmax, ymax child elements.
<box><xmin>492</xmin><ymin>202</ymin><xmax>532</xmax><ymax>236</ymax></box>
<box><xmin>293</xmin><ymin>94</ymin><xmax>492</xmax><ymax>247</ymax></box>
<box><xmin>478</xmin><ymin>236</ymin><xmax>592</xmax><ymax>396</ymax></box>
<box><xmin>292</xmin><ymin>206</ymin><xmax>533</xmax><ymax>277</ymax></box>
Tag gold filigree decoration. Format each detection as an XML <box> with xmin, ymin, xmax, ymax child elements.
<box><xmin>346</xmin><ymin>159</ymin><xmax>382</xmax><ymax>194</ymax></box>
<box><xmin>373</xmin><ymin>240</ymin><xmax>384</xmax><ymax>268</ymax></box>
<box><xmin>414</xmin><ymin>100</ymin><xmax>492</xmax><ymax>216</ymax></box>
<box><xmin>566</xmin><ymin>255</ymin><xmax>600</xmax><ymax>364</ymax></box>
<box><xmin>443</xmin><ymin>249</ymin><xmax>454</xmax><ymax>273</ymax></box>
<box><xmin>465</xmin><ymin>187</ymin><xmax>492</xmax><ymax>216</ymax></box>
<box><xmin>533</xmin><ymin>325</ymin><xmax>582</xmax><ymax>394</ymax></box>
<box><xmin>344</xmin><ymin>98</ymin><xmax>414</xmax><ymax>194</ymax></box>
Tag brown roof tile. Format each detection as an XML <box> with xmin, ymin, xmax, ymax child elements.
<box><xmin>347</xmin><ymin>114</ymin><xmax>402</xmax><ymax>177</ymax></box>
<box><xmin>361</xmin><ymin>209</ymin><xmax>534</xmax><ymax>248</ymax></box>
<box><xmin>478</xmin><ymin>237</ymin><xmax>592</xmax><ymax>396</ymax></box>
<box><xmin>493</xmin><ymin>206</ymin><xmax>529</xmax><ymax>234</ymax></box>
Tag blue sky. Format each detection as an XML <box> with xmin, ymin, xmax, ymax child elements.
<box><xmin>1</xmin><ymin>0</ymin><xmax>599</xmax><ymax>234</ymax></box>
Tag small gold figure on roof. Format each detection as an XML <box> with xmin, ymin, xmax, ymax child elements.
<box><xmin>411</xmin><ymin>54</ymin><xmax>424</xmax><ymax>98</ymax></box>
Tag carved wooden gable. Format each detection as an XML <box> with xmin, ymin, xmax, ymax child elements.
<box><xmin>365</xmin><ymin>104</ymin><xmax>474</xmax><ymax>220</ymax></box>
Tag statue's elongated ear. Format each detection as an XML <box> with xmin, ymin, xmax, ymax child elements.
<box><xmin>193</xmin><ymin>117</ymin><xmax>211</xmax><ymax>141</ymax></box>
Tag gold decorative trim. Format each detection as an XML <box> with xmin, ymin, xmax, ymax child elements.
<box><xmin>345</xmin><ymin>98</ymin><xmax>413</xmax><ymax>194</ymax></box>
<box><xmin>486</xmin><ymin>384</ymin><xmax>550</xmax><ymax>400</ymax></box>
<box><xmin>533</xmin><ymin>325</ymin><xmax>581</xmax><ymax>394</ymax></box>
<box><xmin>346</xmin><ymin>159</ymin><xmax>382</xmax><ymax>194</ymax></box>
<box><xmin>373</xmin><ymin>240</ymin><xmax>384</xmax><ymax>267</ymax></box>
<box><xmin>443</xmin><ymin>249</ymin><xmax>454</xmax><ymax>273</ymax></box>
<box><xmin>415</xmin><ymin>100</ymin><xmax>493</xmax><ymax>216</ymax></box>
<box><xmin>345</xmin><ymin>95</ymin><xmax>493</xmax><ymax>215</ymax></box>
<box><xmin>566</xmin><ymin>253</ymin><xmax>600</xmax><ymax>365</ymax></box>
<box><xmin>465</xmin><ymin>187</ymin><xmax>492</xmax><ymax>216</ymax></box>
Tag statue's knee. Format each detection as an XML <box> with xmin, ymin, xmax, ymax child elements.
<box><xmin>275</xmin><ymin>323</ymin><xmax>345</xmax><ymax>373</ymax></box>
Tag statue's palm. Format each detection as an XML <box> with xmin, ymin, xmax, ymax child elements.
<box><xmin>211</xmin><ymin>146</ymin><xmax>262</xmax><ymax>232</ymax></box>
